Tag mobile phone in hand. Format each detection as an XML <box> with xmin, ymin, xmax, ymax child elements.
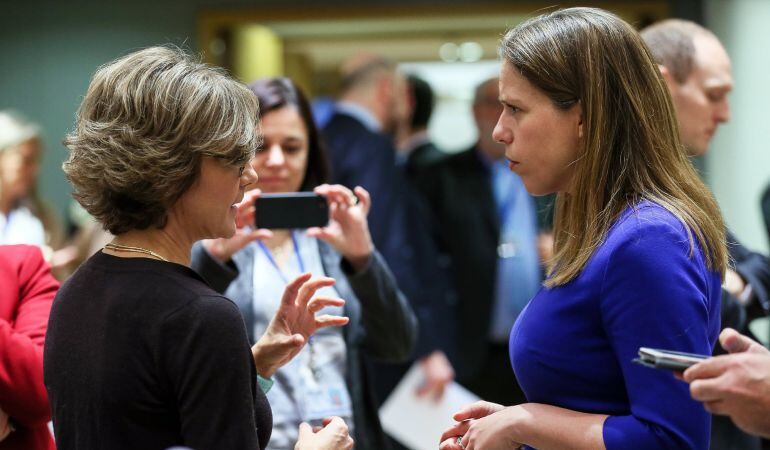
<box><xmin>255</xmin><ymin>192</ymin><xmax>329</xmax><ymax>229</ymax></box>
<box><xmin>633</xmin><ymin>347</ymin><xmax>709</xmax><ymax>372</ymax></box>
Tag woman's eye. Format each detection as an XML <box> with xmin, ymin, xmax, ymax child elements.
<box><xmin>506</xmin><ymin>104</ymin><xmax>520</xmax><ymax>114</ymax></box>
<box><xmin>284</xmin><ymin>146</ymin><xmax>302</xmax><ymax>154</ymax></box>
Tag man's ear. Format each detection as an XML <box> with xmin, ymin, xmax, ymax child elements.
<box><xmin>658</xmin><ymin>64</ymin><xmax>677</xmax><ymax>89</ymax></box>
<box><xmin>376</xmin><ymin>75</ymin><xmax>394</xmax><ymax>103</ymax></box>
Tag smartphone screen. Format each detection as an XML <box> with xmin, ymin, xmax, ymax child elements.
<box><xmin>255</xmin><ymin>192</ymin><xmax>329</xmax><ymax>229</ymax></box>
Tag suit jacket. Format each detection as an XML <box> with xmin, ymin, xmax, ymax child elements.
<box><xmin>323</xmin><ymin>111</ymin><xmax>399</xmax><ymax>253</ymax></box>
<box><xmin>191</xmin><ymin>242</ymin><xmax>417</xmax><ymax>450</ymax></box>
<box><xmin>0</xmin><ymin>245</ymin><xmax>57</xmax><ymax>450</ymax></box>
<box><xmin>720</xmin><ymin>231</ymin><xmax>770</xmax><ymax>343</ymax></box>
<box><xmin>407</xmin><ymin>141</ymin><xmax>445</xmax><ymax>169</ymax></box>
<box><xmin>323</xmin><ymin>111</ymin><xmax>457</xmax><ymax>361</ymax></box>
<box><xmin>414</xmin><ymin>147</ymin><xmax>502</xmax><ymax>379</ymax></box>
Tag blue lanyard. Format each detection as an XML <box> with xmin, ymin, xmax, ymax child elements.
<box><xmin>257</xmin><ymin>231</ymin><xmax>306</xmax><ymax>284</ymax></box>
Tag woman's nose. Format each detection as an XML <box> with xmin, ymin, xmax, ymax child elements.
<box><xmin>265</xmin><ymin>145</ymin><xmax>285</xmax><ymax>166</ymax></box>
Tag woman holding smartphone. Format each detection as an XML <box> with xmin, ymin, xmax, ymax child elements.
<box><xmin>192</xmin><ymin>77</ymin><xmax>417</xmax><ymax>450</ymax></box>
<box><xmin>440</xmin><ymin>7</ymin><xmax>726</xmax><ymax>450</ymax></box>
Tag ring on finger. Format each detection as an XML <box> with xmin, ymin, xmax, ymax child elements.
<box><xmin>457</xmin><ymin>436</ymin><xmax>466</xmax><ymax>449</ymax></box>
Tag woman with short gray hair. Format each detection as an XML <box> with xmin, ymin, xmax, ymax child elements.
<box><xmin>43</xmin><ymin>46</ymin><xmax>354</xmax><ymax>450</ymax></box>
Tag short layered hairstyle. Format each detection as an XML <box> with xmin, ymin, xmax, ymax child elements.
<box><xmin>500</xmin><ymin>7</ymin><xmax>727</xmax><ymax>286</ymax></box>
<box><xmin>63</xmin><ymin>46</ymin><xmax>260</xmax><ymax>235</ymax></box>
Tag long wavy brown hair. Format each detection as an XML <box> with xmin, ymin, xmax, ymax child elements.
<box><xmin>500</xmin><ymin>7</ymin><xmax>727</xmax><ymax>286</ymax></box>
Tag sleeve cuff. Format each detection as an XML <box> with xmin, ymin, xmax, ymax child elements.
<box><xmin>340</xmin><ymin>254</ymin><xmax>373</xmax><ymax>278</ymax></box>
<box><xmin>257</xmin><ymin>375</ymin><xmax>274</xmax><ymax>394</ymax></box>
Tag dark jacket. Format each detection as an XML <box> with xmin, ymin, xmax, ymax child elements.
<box><xmin>413</xmin><ymin>147</ymin><xmax>501</xmax><ymax>379</ymax></box>
<box><xmin>191</xmin><ymin>242</ymin><xmax>417</xmax><ymax>450</ymax></box>
<box><xmin>323</xmin><ymin>111</ymin><xmax>458</xmax><ymax>361</ymax></box>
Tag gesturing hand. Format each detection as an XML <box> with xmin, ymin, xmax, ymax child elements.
<box><xmin>252</xmin><ymin>273</ymin><xmax>349</xmax><ymax>378</ymax></box>
<box><xmin>308</xmin><ymin>184</ymin><xmax>373</xmax><ymax>271</ymax></box>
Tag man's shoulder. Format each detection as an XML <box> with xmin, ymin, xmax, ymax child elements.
<box><xmin>422</xmin><ymin>147</ymin><xmax>481</xmax><ymax>175</ymax></box>
<box><xmin>323</xmin><ymin>111</ymin><xmax>372</xmax><ymax>138</ymax></box>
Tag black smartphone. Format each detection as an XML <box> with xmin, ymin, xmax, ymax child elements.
<box><xmin>255</xmin><ymin>192</ymin><xmax>329</xmax><ymax>229</ymax></box>
<box><xmin>632</xmin><ymin>347</ymin><xmax>709</xmax><ymax>372</ymax></box>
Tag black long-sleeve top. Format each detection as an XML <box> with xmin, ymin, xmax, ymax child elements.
<box><xmin>44</xmin><ymin>251</ymin><xmax>272</xmax><ymax>450</ymax></box>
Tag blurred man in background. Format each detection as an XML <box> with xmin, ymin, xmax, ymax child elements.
<box><xmin>642</xmin><ymin>18</ymin><xmax>770</xmax><ymax>450</ymax></box>
<box><xmin>414</xmin><ymin>77</ymin><xmax>541</xmax><ymax>406</ymax></box>
<box><xmin>397</xmin><ymin>74</ymin><xmax>445</xmax><ymax>168</ymax></box>
<box><xmin>322</xmin><ymin>55</ymin><xmax>458</xmax><ymax>428</ymax></box>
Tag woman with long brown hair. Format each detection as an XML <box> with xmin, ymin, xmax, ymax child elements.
<box><xmin>441</xmin><ymin>7</ymin><xmax>726</xmax><ymax>450</ymax></box>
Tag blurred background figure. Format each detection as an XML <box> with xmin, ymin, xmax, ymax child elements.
<box><xmin>0</xmin><ymin>111</ymin><xmax>61</xmax><ymax>251</ymax></box>
<box><xmin>0</xmin><ymin>244</ymin><xmax>58</xmax><ymax>450</ymax></box>
<box><xmin>322</xmin><ymin>54</ymin><xmax>407</xmax><ymax>250</ymax></box>
<box><xmin>642</xmin><ymin>19</ymin><xmax>770</xmax><ymax>450</ymax></box>
<box><xmin>322</xmin><ymin>54</ymin><xmax>458</xmax><ymax>450</ymax></box>
<box><xmin>414</xmin><ymin>77</ymin><xmax>541</xmax><ymax>406</ymax></box>
<box><xmin>192</xmin><ymin>77</ymin><xmax>417</xmax><ymax>450</ymax></box>
<box><xmin>397</xmin><ymin>74</ymin><xmax>445</xmax><ymax>167</ymax></box>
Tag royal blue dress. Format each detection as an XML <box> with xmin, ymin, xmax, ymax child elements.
<box><xmin>510</xmin><ymin>201</ymin><xmax>721</xmax><ymax>449</ymax></box>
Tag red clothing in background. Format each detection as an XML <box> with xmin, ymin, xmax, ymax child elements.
<box><xmin>0</xmin><ymin>245</ymin><xmax>58</xmax><ymax>449</ymax></box>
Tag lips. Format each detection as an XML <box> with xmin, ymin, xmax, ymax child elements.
<box><xmin>507</xmin><ymin>158</ymin><xmax>520</xmax><ymax>171</ymax></box>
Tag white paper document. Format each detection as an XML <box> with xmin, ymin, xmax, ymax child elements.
<box><xmin>379</xmin><ymin>362</ymin><xmax>481</xmax><ymax>450</ymax></box>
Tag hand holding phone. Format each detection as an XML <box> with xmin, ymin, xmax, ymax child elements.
<box><xmin>308</xmin><ymin>185</ymin><xmax>374</xmax><ymax>271</ymax></box>
<box><xmin>633</xmin><ymin>347</ymin><xmax>709</xmax><ymax>372</ymax></box>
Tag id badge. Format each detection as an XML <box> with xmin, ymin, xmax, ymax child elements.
<box><xmin>296</xmin><ymin>365</ymin><xmax>353</xmax><ymax>423</ymax></box>
<box><xmin>295</xmin><ymin>334</ymin><xmax>353</xmax><ymax>423</ymax></box>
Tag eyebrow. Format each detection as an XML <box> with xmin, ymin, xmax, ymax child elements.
<box><xmin>499</xmin><ymin>96</ymin><xmax>522</xmax><ymax>106</ymax></box>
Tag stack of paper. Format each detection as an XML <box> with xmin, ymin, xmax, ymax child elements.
<box><xmin>379</xmin><ymin>363</ymin><xmax>481</xmax><ymax>450</ymax></box>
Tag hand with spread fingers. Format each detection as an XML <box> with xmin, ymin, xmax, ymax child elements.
<box><xmin>252</xmin><ymin>273</ymin><xmax>349</xmax><ymax>378</ymax></box>
<box><xmin>202</xmin><ymin>189</ymin><xmax>274</xmax><ymax>263</ymax></box>
<box><xmin>295</xmin><ymin>416</ymin><xmax>355</xmax><ymax>450</ymax></box>
<box><xmin>308</xmin><ymin>184</ymin><xmax>374</xmax><ymax>272</ymax></box>
<box><xmin>684</xmin><ymin>328</ymin><xmax>770</xmax><ymax>438</ymax></box>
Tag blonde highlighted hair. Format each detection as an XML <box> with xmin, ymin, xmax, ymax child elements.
<box><xmin>63</xmin><ymin>46</ymin><xmax>260</xmax><ymax>234</ymax></box>
<box><xmin>500</xmin><ymin>7</ymin><xmax>727</xmax><ymax>286</ymax></box>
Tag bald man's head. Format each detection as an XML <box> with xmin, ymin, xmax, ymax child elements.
<box><xmin>641</xmin><ymin>19</ymin><xmax>733</xmax><ymax>156</ymax></box>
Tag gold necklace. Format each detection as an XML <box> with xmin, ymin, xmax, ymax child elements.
<box><xmin>104</xmin><ymin>242</ymin><xmax>169</xmax><ymax>262</ymax></box>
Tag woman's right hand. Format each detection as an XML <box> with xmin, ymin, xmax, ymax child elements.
<box><xmin>439</xmin><ymin>401</ymin><xmax>506</xmax><ymax>449</ymax></box>
<box><xmin>202</xmin><ymin>189</ymin><xmax>272</xmax><ymax>262</ymax></box>
<box><xmin>295</xmin><ymin>417</ymin><xmax>354</xmax><ymax>450</ymax></box>
<box><xmin>252</xmin><ymin>273</ymin><xmax>349</xmax><ymax>378</ymax></box>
